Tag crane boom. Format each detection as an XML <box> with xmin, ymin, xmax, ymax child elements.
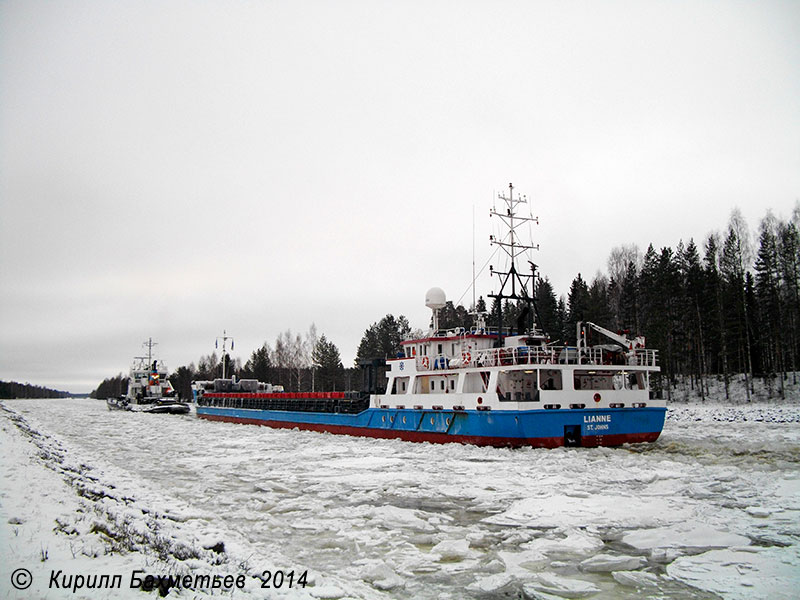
<box><xmin>577</xmin><ymin>321</ymin><xmax>646</xmax><ymax>350</ymax></box>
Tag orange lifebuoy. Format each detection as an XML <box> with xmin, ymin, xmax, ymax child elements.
<box><xmin>462</xmin><ymin>351</ymin><xmax>471</xmax><ymax>363</ymax></box>
<box><xmin>421</xmin><ymin>356</ymin><xmax>430</xmax><ymax>369</ymax></box>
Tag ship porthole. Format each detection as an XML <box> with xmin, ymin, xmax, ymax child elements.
<box><xmin>430</xmin><ymin>417</ymin><xmax>435</xmax><ymax>425</ymax></box>
<box><xmin>390</xmin><ymin>416</ymin><xmax>395</xmax><ymax>423</ymax></box>
<box><xmin>402</xmin><ymin>416</ymin><xmax>407</xmax><ymax>424</ymax></box>
<box><xmin>446</xmin><ymin>418</ymin><xmax>451</xmax><ymax>426</ymax></box>
<box><xmin>382</xmin><ymin>415</ymin><xmax>386</xmax><ymax>423</ymax></box>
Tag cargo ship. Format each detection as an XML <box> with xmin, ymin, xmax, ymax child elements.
<box><xmin>195</xmin><ymin>185</ymin><xmax>665</xmax><ymax>447</ymax></box>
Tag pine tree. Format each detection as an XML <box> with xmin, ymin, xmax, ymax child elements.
<box><xmin>312</xmin><ymin>335</ymin><xmax>344</xmax><ymax>391</ymax></box>
<box><xmin>720</xmin><ymin>209</ymin><xmax>754</xmax><ymax>400</ymax></box>
<box><xmin>703</xmin><ymin>234</ymin><xmax>729</xmax><ymax>396</ymax></box>
<box><xmin>534</xmin><ymin>277</ymin><xmax>559</xmax><ymax>338</ymax></box>
<box><xmin>618</xmin><ymin>260</ymin><xmax>640</xmax><ymax>334</ymax></box>
<box><xmin>566</xmin><ymin>273</ymin><xmax>590</xmax><ymax>343</ymax></box>
<box><xmin>586</xmin><ymin>274</ymin><xmax>612</xmax><ymax>326</ymax></box>
<box><xmin>778</xmin><ymin>213</ymin><xmax>800</xmax><ymax>383</ymax></box>
<box><xmin>356</xmin><ymin>314</ymin><xmax>411</xmax><ymax>362</ymax></box>
<box><xmin>243</xmin><ymin>343</ymin><xmax>273</xmax><ymax>383</ymax></box>
<box><xmin>678</xmin><ymin>239</ymin><xmax>707</xmax><ymax>399</ymax></box>
<box><xmin>169</xmin><ymin>365</ymin><xmax>194</xmax><ymax>401</ymax></box>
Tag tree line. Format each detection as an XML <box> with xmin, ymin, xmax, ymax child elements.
<box><xmin>564</xmin><ymin>206</ymin><xmax>799</xmax><ymax>400</ymax></box>
<box><xmin>92</xmin><ymin>204</ymin><xmax>798</xmax><ymax>402</ymax></box>
<box><xmin>1</xmin><ymin>381</ymin><xmax>71</xmax><ymax>399</ymax></box>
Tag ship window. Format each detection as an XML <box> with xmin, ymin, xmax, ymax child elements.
<box><xmin>462</xmin><ymin>371</ymin><xmax>489</xmax><ymax>393</ymax></box>
<box><xmin>631</xmin><ymin>372</ymin><xmax>646</xmax><ymax>390</ymax></box>
<box><xmin>440</xmin><ymin>380</ymin><xmax>445</xmax><ymax>391</ymax></box>
<box><xmin>393</xmin><ymin>377</ymin><xmax>409</xmax><ymax>394</ymax></box>
<box><xmin>437</xmin><ymin>343</ymin><xmax>443</xmax><ymax>355</ymax></box>
<box><xmin>540</xmin><ymin>370</ymin><xmax>563</xmax><ymax>391</ymax></box>
<box><xmin>450</xmin><ymin>379</ymin><xmax>455</xmax><ymax>391</ymax></box>
<box><xmin>430</xmin><ymin>380</ymin><xmax>435</xmax><ymax>391</ymax></box>
<box><xmin>496</xmin><ymin>370</ymin><xmax>540</xmax><ymax>401</ymax></box>
<box><xmin>573</xmin><ymin>370</ymin><xmax>618</xmax><ymax>391</ymax></box>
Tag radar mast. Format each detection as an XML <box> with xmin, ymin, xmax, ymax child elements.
<box><xmin>488</xmin><ymin>183</ymin><xmax>543</xmax><ymax>341</ymax></box>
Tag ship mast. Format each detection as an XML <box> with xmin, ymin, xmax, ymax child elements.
<box><xmin>216</xmin><ymin>330</ymin><xmax>234</xmax><ymax>379</ymax></box>
<box><xmin>138</xmin><ymin>337</ymin><xmax>158</xmax><ymax>371</ymax></box>
<box><xmin>488</xmin><ymin>183</ymin><xmax>541</xmax><ymax>342</ymax></box>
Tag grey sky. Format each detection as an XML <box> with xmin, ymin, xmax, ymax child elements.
<box><xmin>1</xmin><ymin>1</ymin><xmax>798</xmax><ymax>393</ymax></box>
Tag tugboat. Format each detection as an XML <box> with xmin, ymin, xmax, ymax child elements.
<box><xmin>195</xmin><ymin>185</ymin><xmax>665</xmax><ymax>447</ymax></box>
<box><xmin>107</xmin><ymin>339</ymin><xmax>190</xmax><ymax>415</ymax></box>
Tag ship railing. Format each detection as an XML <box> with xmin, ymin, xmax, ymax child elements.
<box><xmin>577</xmin><ymin>347</ymin><xmax>660</xmax><ymax>367</ymax></box>
<box><xmin>414</xmin><ymin>345</ymin><xmax>659</xmax><ymax>370</ymax></box>
<box><xmin>635</xmin><ymin>348</ymin><xmax>659</xmax><ymax>367</ymax></box>
<box><xmin>469</xmin><ymin>346</ymin><xmax>561</xmax><ymax>368</ymax></box>
<box><xmin>578</xmin><ymin>347</ymin><xmax>660</xmax><ymax>367</ymax></box>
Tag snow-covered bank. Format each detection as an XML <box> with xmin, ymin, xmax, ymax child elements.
<box><xmin>1</xmin><ymin>397</ymin><xmax>799</xmax><ymax>599</ymax></box>
<box><xmin>667</xmin><ymin>372</ymin><xmax>800</xmax><ymax>405</ymax></box>
<box><xmin>0</xmin><ymin>404</ymin><xmax>350</xmax><ymax>599</ymax></box>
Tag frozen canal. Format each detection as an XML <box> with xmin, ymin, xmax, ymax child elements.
<box><xmin>2</xmin><ymin>398</ymin><xmax>799</xmax><ymax>599</ymax></box>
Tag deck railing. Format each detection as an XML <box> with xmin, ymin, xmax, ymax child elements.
<box><xmin>415</xmin><ymin>345</ymin><xmax>659</xmax><ymax>371</ymax></box>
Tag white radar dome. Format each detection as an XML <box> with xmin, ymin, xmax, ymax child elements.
<box><xmin>425</xmin><ymin>287</ymin><xmax>447</xmax><ymax>310</ymax></box>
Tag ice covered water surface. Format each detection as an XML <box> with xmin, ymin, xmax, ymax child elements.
<box><xmin>6</xmin><ymin>398</ymin><xmax>800</xmax><ymax>599</ymax></box>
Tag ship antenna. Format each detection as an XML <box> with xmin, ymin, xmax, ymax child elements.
<box><xmin>216</xmin><ymin>330</ymin><xmax>235</xmax><ymax>379</ymax></box>
<box><xmin>472</xmin><ymin>202</ymin><xmax>476</xmax><ymax>311</ymax></box>
<box><xmin>488</xmin><ymin>182</ymin><xmax>540</xmax><ymax>342</ymax></box>
<box><xmin>143</xmin><ymin>337</ymin><xmax>157</xmax><ymax>369</ymax></box>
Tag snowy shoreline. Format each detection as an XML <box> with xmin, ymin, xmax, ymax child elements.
<box><xmin>2</xmin><ymin>397</ymin><xmax>799</xmax><ymax>599</ymax></box>
<box><xmin>0</xmin><ymin>403</ymin><xmax>344</xmax><ymax>599</ymax></box>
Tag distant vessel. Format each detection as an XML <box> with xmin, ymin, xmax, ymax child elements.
<box><xmin>195</xmin><ymin>185</ymin><xmax>665</xmax><ymax>447</ymax></box>
<box><xmin>107</xmin><ymin>339</ymin><xmax>190</xmax><ymax>415</ymax></box>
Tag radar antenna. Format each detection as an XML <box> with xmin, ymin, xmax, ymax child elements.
<box><xmin>488</xmin><ymin>183</ymin><xmax>544</xmax><ymax>341</ymax></box>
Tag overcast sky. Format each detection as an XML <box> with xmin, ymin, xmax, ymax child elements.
<box><xmin>1</xmin><ymin>1</ymin><xmax>798</xmax><ymax>393</ymax></box>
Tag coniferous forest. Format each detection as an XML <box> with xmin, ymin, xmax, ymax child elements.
<box><xmin>0</xmin><ymin>381</ymin><xmax>72</xmax><ymax>399</ymax></box>
<box><xmin>91</xmin><ymin>205</ymin><xmax>799</xmax><ymax>402</ymax></box>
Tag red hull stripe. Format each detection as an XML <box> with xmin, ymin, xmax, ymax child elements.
<box><xmin>197</xmin><ymin>413</ymin><xmax>661</xmax><ymax>448</ymax></box>
<box><xmin>204</xmin><ymin>391</ymin><xmax>347</xmax><ymax>400</ymax></box>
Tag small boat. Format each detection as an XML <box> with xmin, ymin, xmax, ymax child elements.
<box><xmin>195</xmin><ymin>184</ymin><xmax>666</xmax><ymax>447</ymax></box>
<box><xmin>107</xmin><ymin>339</ymin><xmax>190</xmax><ymax>415</ymax></box>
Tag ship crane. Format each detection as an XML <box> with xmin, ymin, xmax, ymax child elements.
<box><xmin>577</xmin><ymin>321</ymin><xmax>646</xmax><ymax>365</ymax></box>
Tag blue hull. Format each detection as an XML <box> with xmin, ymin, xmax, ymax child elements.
<box><xmin>196</xmin><ymin>405</ymin><xmax>666</xmax><ymax>448</ymax></box>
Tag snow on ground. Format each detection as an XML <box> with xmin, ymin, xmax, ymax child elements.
<box><xmin>1</xmin><ymin>384</ymin><xmax>799</xmax><ymax>599</ymax></box>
